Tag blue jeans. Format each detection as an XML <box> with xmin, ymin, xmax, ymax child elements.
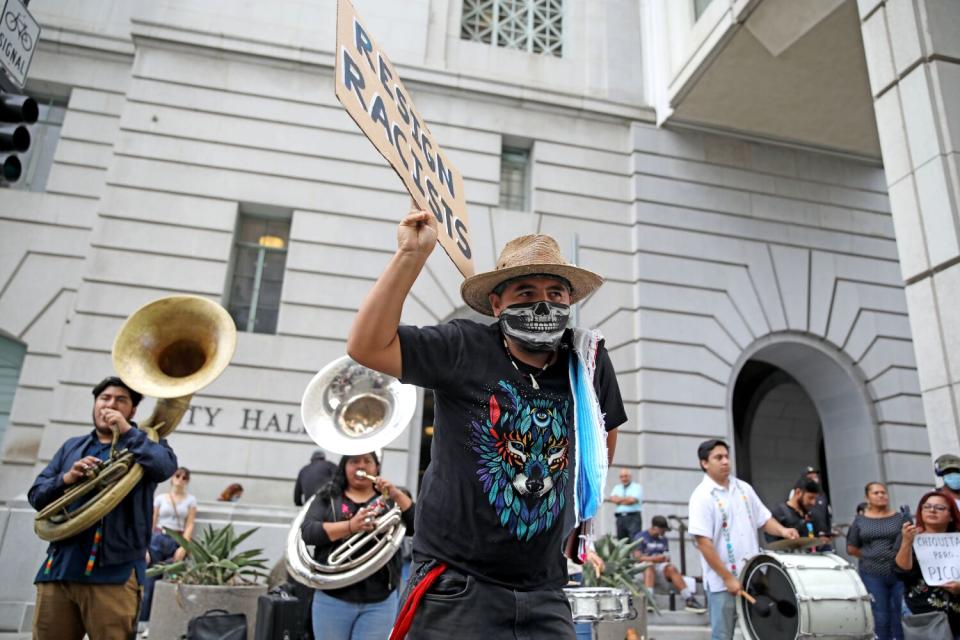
<box><xmin>140</xmin><ymin>532</ymin><xmax>180</xmax><ymax>622</ymax></box>
<box><xmin>707</xmin><ymin>590</ymin><xmax>736</xmax><ymax>640</ymax></box>
<box><xmin>859</xmin><ymin>570</ymin><xmax>904</xmax><ymax>640</ymax></box>
<box><xmin>312</xmin><ymin>589</ymin><xmax>398</xmax><ymax>640</ymax></box>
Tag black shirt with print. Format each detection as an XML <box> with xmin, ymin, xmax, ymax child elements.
<box><xmin>398</xmin><ymin>320</ymin><xmax>627</xmax><ymax>590</ymax></box>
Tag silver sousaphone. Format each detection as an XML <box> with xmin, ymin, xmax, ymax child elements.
<box><xmin>286</xmin><ymin>356</ymin><xmax>417</xmax><ymax>590</ymax></box>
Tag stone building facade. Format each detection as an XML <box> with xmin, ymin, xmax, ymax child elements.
<box><xmin>0</xmin><ymin>0</ymin><xmax>955</xmax><ymax>631</ymax></box>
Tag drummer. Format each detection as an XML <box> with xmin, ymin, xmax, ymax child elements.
<box><xmin>765</xmin><ymin>477</ymin><xmax>830</xmax><ymax>550</ymax></box>
<box><xmin>687</xmin><ymin>439</ymin><xmax>799</xmax><ymax>640</ymax></box>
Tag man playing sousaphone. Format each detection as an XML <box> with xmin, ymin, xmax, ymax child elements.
<box><xmin>29</xmin><ymin>376</ymin><xmax>178</xmax><ymax>640</ymax></box>
<box><xmin>347</xmin><ymin>209</ymin><xmax>627</xmax><ymax>639</ymax></box>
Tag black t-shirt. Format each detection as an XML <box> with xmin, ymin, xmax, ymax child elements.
<box><xmin>300</xmin><ymin>492</ymin><xmax>415</xmax><ymax>603</ymax></box>
<box><xmin>398</xmin><ymin>320</ymin><xmax>627</xmax><ymax>590</ymax></box>
<box><xmin>766</xmin><ymin>502</ymin><xmax>813</xmax><ymax>542</ymax></box>
<box><xmin>808</xmin><ymin>494</ymin><xmax>831</xmax><ymax>535</ymax></box>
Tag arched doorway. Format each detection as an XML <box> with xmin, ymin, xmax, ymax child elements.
<box><xmin>733</xmin><ymin>362</ymin><xmax>827</xmax><ymax>509</ymax></box>
<box><xmin>728</xmin><ymin>334</ymin><xmax>883</xmax><ymax>526</ymax></box>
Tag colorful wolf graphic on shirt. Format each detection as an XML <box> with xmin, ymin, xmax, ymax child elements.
<box><xmin>470</xmin><ymin>380</ymin><xmax>569</xmax><ymax>541</ymax></box>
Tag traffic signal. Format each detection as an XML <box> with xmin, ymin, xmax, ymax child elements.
<box><xmin>1</xmin><ymin>92</ymin><xmax>39</xmax><ymax>184</ymax></box>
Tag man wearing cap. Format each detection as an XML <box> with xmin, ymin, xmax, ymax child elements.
<box><xmin>798</xmin><ymin>466</ymin><xmax>833</xmax><ymax>550</ymax></box>
<box><xmin>28</xmin><ymin>376</ymin><xmax>178</xmax><ymax>640</ymax></box>
<box><xmin>766</xmin><ymin>476</ymin><xmax>825</xmax><ymax>546</ymax></box>
<box><xmin>293</xmin><ymin>449</ymin><xmax>338</xmax><ymax>506</ymax></box>
<box><xmin>634</xmin><ymin>515</ymin><xmax>706</xmax><ymax>613</ymax></box>
<box><xmin>347</xmin><ymin>209</ymin><xmax>627</xmax><ymax>639</ymax></box>
<box><xmin>934</xmin><ymin>453</ymin><xmax>960</xmax><ymax>509</ymax></box>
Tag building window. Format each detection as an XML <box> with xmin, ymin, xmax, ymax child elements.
<box><xmin>13</xmin><ymin>96</ymin><xmax>67</xmax><ymax>192</ymax></box>
<box><xmin>0</xmin><ymin>335</ymin><xmax>26</xmax><ymax>452</ymax></box>
<box><xmin>500</xmin><ymin>146</ymin><xmax>530</xmax><ymax>211</ymax></box>
<box><xmin>227</xmin><ymin>214</ymin><xmax>290</xmax><ymax>334</ymax></box>
<box><xmin>461</xmin><ymin>0</ymin><xmax>563</xmax><ymax>57</ymax></box>
<box><xmin>693</xmin><ymin>0</ymin><xmax>714</xmax><ymax>21</ymax></box>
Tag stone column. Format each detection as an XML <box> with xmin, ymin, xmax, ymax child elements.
<box><xmin>858</xmin><ymin>0</ymin><xmax>960</xmax><ymax>458</ymax></box>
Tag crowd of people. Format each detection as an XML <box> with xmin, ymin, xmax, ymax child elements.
<box><xmin>606</xmin><ymin>445</ymin><xmax>960</xmax><ymax>640</ymax></box>
<box><xmin>22</xmin><ymin>216</ymin><xmax>960</xmax><ymax>640</ymax></box>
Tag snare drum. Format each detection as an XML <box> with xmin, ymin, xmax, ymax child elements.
<box><xmin>563</xmin><ymin>587</ymin><xmax>636</xmax><ymax>622</ymax></box>
<box><xmin>737</xmin><ymin>551</ymin><xmax>874</xmax><ymax>640</ymax></box>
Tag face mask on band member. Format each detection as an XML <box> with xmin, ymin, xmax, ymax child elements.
<box><xmin>498</xmin><ymin>301</ymin><xmax>571</xmax><ymax>352</ymax></box>
<box><xmin>944</xmin><ymin>472</ymin><xmax>960</xmax><ymax>491</ymax></box>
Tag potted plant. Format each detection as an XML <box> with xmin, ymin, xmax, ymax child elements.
<box><xmin>146</xmin><ymin>524</ymin><xmax>269</xmax><ymax>640</ymax></box>
<box><xmin>582</xmin><ymin>534</ymin><xmax>657</xmax><ymax>639</ymax></box>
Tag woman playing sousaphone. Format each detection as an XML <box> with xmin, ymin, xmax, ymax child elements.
<box><xmin>301</xmin><ymin>452</ymin><xmax>414</xmax><ymax>640</ymax></box>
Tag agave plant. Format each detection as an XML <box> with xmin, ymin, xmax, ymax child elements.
<box><xmin>583</xmin><ymin>534</ymin><xmax>659</xmax><ymax>614</ymax></box>
<box><xmin>146</xmin><ymin>524</ymin><xmax>269</xmax><ymax>585</ymax></box>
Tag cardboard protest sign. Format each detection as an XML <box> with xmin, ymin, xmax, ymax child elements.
<box><xmin>335</xmin><ymin>0</ymin><xmax>475</xmax><ymax>278</ymax></box>
<box><xmin>913</xmin><ymin>532</ymin><xmax>960</xmax><ymax>586</ymax></box>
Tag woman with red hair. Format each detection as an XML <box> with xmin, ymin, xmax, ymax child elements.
<box><xmin>894</xmin><ymin>490</ymin><xmax>960</xmax><ymax>638</ymax></box>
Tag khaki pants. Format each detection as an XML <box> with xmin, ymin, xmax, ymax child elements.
<box><xmin>33</xmin><ymin>570</ymin><xmax>141</xmax><ymax>640</ymax></box>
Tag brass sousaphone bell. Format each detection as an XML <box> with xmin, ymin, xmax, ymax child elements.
<box><xmin>286</xmin><ymin>356</ymin><xmax>417</xmax><ymax>590</ymax></box>
<box><xmin>34</xmin><ymin>295</ymin><xmax>237</xmax><ymax>542</ymax></box>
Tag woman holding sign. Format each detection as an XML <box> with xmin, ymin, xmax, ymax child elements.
<box><xmin>894</xmin><ymin>491</ymin><xmax>960</xmax><ymax>639</ymax></box>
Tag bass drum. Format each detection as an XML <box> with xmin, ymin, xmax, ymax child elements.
<box><xmin>736</xmin><ymin>551</ymin><xmax>874</xmax><ymax>640</ymax></box>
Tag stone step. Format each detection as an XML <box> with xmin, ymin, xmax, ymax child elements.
<box><xmin>647</xmin><ymin>608</ymin><xmax>709</xmax><ymax>627</ymax></box>
<box><xmin>650</xmin><ymin>590</ymin><xmax>706</xmax><ymax>610</ymax></box>
<box><xmin>647</xmin><ymin>624</ymin><xmax>711</xmax><ymax>640</ymax></box>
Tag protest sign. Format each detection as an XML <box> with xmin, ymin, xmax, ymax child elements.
<box><xmin>335</xmin><ymin>0</ymin><xmax>474</xmax><ymax>278</ymax></box>
<box><xmin>913</xmin><ymin>532</ymin><xmax>960</xmax><ymax>586</ymax></box>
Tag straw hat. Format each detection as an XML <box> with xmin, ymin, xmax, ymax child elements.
<box><xmin>460</xmin><ymin>234</ymin><xmax>603</xmax><ymax>316</ymax></box>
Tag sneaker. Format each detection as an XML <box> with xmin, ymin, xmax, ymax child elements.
<box><xmin>684</xmin><ymin>596</ymin><xmax>707</xmax><ymax>613</ymax></box>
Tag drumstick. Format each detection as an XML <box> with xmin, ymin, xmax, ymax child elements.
<box><xmin>739</xmin><ymin>591</ymin><xmax>778</xmax><ymax>618</ymax></box>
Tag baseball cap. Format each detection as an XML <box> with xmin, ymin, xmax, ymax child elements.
<box><xmin>651</xmin><ymin>515</ymin><xmax>671</xmax><ymax>530</ymax></box>
<box><xmin>934</xmin><ymin>453</ymin><xmax>960</xmax><ymax>476</ymax></box>
<box><xmin>802</xmin><ymin>466</ymin><xmax>819</xmax><ymax>475</ymax></box>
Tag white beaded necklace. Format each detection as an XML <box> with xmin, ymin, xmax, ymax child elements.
<box><xmin>501</xmin><ymin>338</ymin><xmax>555</xmax><ymax>390</ymax></box>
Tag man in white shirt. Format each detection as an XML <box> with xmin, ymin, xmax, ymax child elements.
<box><xmin>687</xmin><ymin>439</ymin><xmax>799</xmax><ymax>640</ymax></box>
<box><xmin>606</xmin><ymin>468</ymin><xmax>643</xmax><ymax>540</ymax></box>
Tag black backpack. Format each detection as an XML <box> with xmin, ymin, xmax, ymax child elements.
<box><xmin>183</xmin><ymin>608</ymin><xmax>247</xmax><ymax>640</ymax></box>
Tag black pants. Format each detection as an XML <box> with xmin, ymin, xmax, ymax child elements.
<box><xmin>615</xmin><ymin>512</ymin><xmax>643</xmax><ymax>541</ymax></box>
<box><xmin>401</xmin><ymin>559</ymin><xmax>575</xmax><ymax>640</ymax></box>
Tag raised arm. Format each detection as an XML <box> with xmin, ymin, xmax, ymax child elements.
<box><xmin>125</xmin><ymin>430</ymin><xmax>178</xmax><ymax>482</ymax></box>
<box><xmin>895</xmin><ymin>521</ymin><xmax>917</xmax><ymax>571</ymax></box>
<box><xmin>346</xmin><ymin>209</ymin><xmax>438</xmax><ymax>378</ymax></box>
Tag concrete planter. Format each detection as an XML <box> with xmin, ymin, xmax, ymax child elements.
<box><xmin>149</xmin><ymin>580</ymin><xmax>267</xmax><ymax>640</ymax></box>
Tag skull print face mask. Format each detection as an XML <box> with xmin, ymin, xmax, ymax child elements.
<box><xmin>498</xmin><ymin>301</ymin><xmax>570</xmax><ymax>352</ymax></box>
